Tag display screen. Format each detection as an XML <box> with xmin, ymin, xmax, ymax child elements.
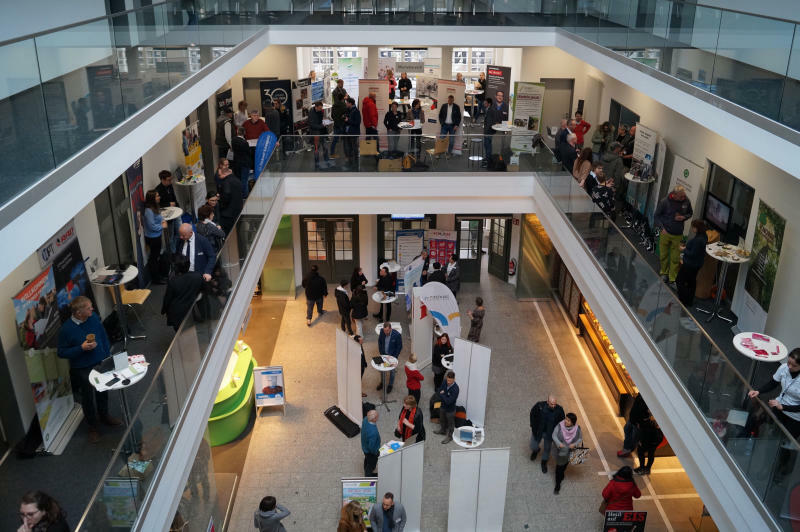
<box><xmin>704</xmin><ymin>193</ymin><xmax>731</xmax><ymax>233</ymax></box>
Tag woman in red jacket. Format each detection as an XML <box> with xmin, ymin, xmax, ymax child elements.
<box><xmin>405</xmin><ymin>354</ymin><xmax>424</xmax><ymax>404</ymax></box>
<box><xmin>601</xmin><ymin>466</ymin><xmax>641</xmax><ymax>511</ymax></box>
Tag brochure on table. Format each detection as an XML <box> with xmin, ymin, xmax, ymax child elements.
<box><xmin>253</xmin><ymin>365</ymin><xmax>285</xmax><ymax>408</ymax></box>
<box><xmin>341</xmin><ymin>478</ymin><xmax>378</xmax><ymax>528</ymax></box>
<box><xmin>358</xmin><ymin>79</ymin><xmax>390</xmax><ymax>150</ymax></box>
<box><xmin>510</xmin><ymin>81</ymin><xmax>545</xmax><ymax>154</ymax></box>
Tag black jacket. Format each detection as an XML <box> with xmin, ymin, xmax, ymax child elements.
<box><xmin>529</xmin><ymin>401</ymin><xmax>565</xmax><ymax>439</ymax></box>
<box><xmin>218</xmin><ymin>175</ymin><xmax>243</xmax><ymax>221</ymax></box>
<box><xmin>558</xmin><ymin>142</ymin><xmax>578</xmax><ymax>174</ymax></box>
<box><xmin>350</xmin><ymin>288</ymin><xmax>369</xmax><ymax>319</ymax></box>
<box><xmin>310</xmin><ymin>107</ymin><xmax>326</xmax><ymax>135</ymax></box>
<box><xmin>302</xmin><ymin>272</ymin><xmax>328</xmax><ymax>300</ymax></box>
<box><xmin>384</xmin><ymin>110</ymin><xmax>401</xmax><ymax>132</ymax></box>
<box><xmin>376</xmin><ymin>274</ymin><xmax>395</xmax><ymax>292</ymax></box>
<box><xmin>484</xmin><ymin>104</ymin><xmax>503</xmax><ymax>134</ymax></box>
<box><xmin>438</xmin><ymin>103</ymin><xmax>462</xmax><ymax>127</ymax></box>
<box><xmin>427</xmin><ymin>269</ymin><xmax>445</xmax><ymax>284</ymax></box>
<box><xmin>162</xmin><ymin>272</ymin><xmax>204</xmax><ymax>329</ymax></box>
<box><xmin>432</xmin><ymin>342</ymin><xmax>453</xmax><ymax>370</ymax></box>
<box><xmin>628</xmin><ymin>394</ymin><xmax>650</xmax><ymax>425</ymax></box>
<box><xmin>637</xmin><ymin>418</ymin><xmax>663</xmax><ymax>449</ymax></box>
<box><xmin>654</xmin><ymin>193</ymin><xmax>693</xmax><ymax>235</ymax></box>
<box><xmin>445</xmin><ymin>262</ymin><xmax>460</xmax><ymax>293</ymax></box>
<box><xmin>232</xmin><ymin>135</ymin><xmax>253</xmax><ymax>167</ymax></box>
<box><xmin>350</xmin><ymin>272</ymin><xmax>368</xmax><ymax>291</ymax></box>
<box><xmin>335</xmin><ymin>287</ymin><xmax>351</xmax><ymax>316</ymax></box>
<box><xmin>156</xmin><ymin>183</ymin><xmax>177</xmax><ymax>207</ymax></box>
<box><xmin>682</xmin><ymin>231</ymin><xmax>708</xmax><ymax>269</ymax></box>
<box><xmin>263</xmin><ymin>107</ymin><xmax>280</xmax><ymax>137</ymax></box>
<box><xmin>398</xmin><ymin>77</ymin><xmax>412</xmax><ymax>94</ymax></box>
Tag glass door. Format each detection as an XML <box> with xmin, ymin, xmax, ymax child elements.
<box><xmin>301</xmin><ymin>216</ymin><xmax>359</xmax><ymax>282</ymax></box>
<box><xmin>456</xmin><ymin>217</ymin><xmax>482</xmax><ymax>282</ymax></box>
<box><xmin>488</xmin><ymin>217</ymin><xmax>512</xmax><ymax>281</ymax></box>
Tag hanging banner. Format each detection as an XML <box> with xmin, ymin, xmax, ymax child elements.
<box><xmin>125</xmin><ymin>159</ymin><xmax>149</xmax><ymax>287</ymax></box>
<box><xmin>358</xmin><ymin>79</ymin><xmax>390</xmax><ymax>150</ymax></box>
<box><xmin>485</xmin><ymin>65</ymin><xmax>511</xmax><ymax>109</ymax></box>
<box><xmin>334</xmin><ymin>57</ymin><xmax>364</xmax><ymax>102</ymax></box>
<box><xmin>377</xmin><ymin>57</ymin><xmax>396</xmax><ymax>81</ymax></box>
<box><xmin>11</xmin><ymin>267</ymin><xmax>74</xmax><ymax>451</ymax></box>
<box><xmin>403</xmin><ymin>256</ymin><xmax>425</xmax><ymax>311</ymax></box>
<box><xmin>341</xmin><ymin>478</ymin><xmax>378</xmax><ymax>528</ymax></box>
<box><xmin>182</xmin><ymin>120</ymin><xmax>204</xmax><ymax>178</ymax></box>
<box><xmin>427</xmin><ymin>230</ymin><xmax>457</xmax><ymax>267</ymax></box>
<box><xmin>292</xmin><ymin>77</ymin><xmax>312</xmax><ymax>131</ymax></box>
<box><xmin>253</xmin><ymin>366</ymin><xmax>285</xmax><ymax>407</ymax></box>
<box><xmin>253</xmin><ymin>131</ymin><xmax>279</xmax><ymax>179</ymax></box>
<box><xmin>260</xmin><ymin>79</ymin><xmax>293</xmax><ymax>135</ymax></box>
<box><xmin>510</xmin><ymin>81</ymin><xmax>545</xmax><ymax>154</ymax></box>
<box><xmin>37</xmin><ymin>221</ymin><xmax>79</xmax><ymax>270</ymax></box>
<box><xmin>744</xmin><ymin>201</ymin><xmax>785</xmax><ymax>314</ymax></box>
<box><xmin>667</xmin><ymin>154</ymin><xmax>705</xmax><ymax>236</ymax></box>
<box><xmin>436</xmin><ymin>79</ymin><xmax>467</xmax><ymax>154</ymax></box>
<box><xmin>415</xmin><ymin>281</ymin><xmax>461</xmax><ymax>340</ymax></box>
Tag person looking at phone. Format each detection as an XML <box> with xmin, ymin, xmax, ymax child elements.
<box><xmin>57</xmin><ymin>296</ymin><xmax>121</xmax><ymax>444</ymax></box>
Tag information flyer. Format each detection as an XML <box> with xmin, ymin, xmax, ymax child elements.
<box><xmin>253</xmin><ymin>365</ymin><xmax>285</xmax><ymax>407</ymax></box>
<box><xmin>510</xmin><ymin>81</ymin><xmax>545</xmax><ymax>154</ymax></box>
<box><xmin>341</xmin><ymin>478</ymin><xmax>378</xmax><ymax>527</ymax></box>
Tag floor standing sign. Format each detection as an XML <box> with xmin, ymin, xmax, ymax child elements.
<box><xmin>603</xmin><ymin>511</ymin><xmax>647</xmax><ymax>531</ymax></box>
<box><xmin>510</xmin><ymin>81</ymin><xmax>545</xmax><ymax>154</ymax></box>
<box><xmin>341</xmin><ymin>478</ymin><xmax>378</xmax><ymax>528</ymax></box>
<box><xmin>253</xmin><ymin>365</ymin><xmax>286</xmax><ymax>414</ymax></box>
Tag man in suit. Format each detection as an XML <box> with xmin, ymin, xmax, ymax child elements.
<box><xmin>217</xmin><ymin>168</ymin><xmax>243</xmax><ymax>235</ymax></box>
<box><xmin>378</xmin><ymin>322</ymin><xmax>402</xmax><ymax>394</ymax></box>
<box><xmin>231</xmin><ymin>126</ymin><xmax>253</xmax><ymax>185</ymax></box>
<box><xmin>427</xmin><ymin>262</ymin><xmax>446</xmax><ymax>284</ymax></box>
<box><xmin>178</xmin><ymin>223</ymin><xmax>216</xmax><ymax>281</ymax></box>
<box><xmin>438</xmin><ymin>94</ymin><xmax>461</xmax><ymax>155</ymax></box>
<box><xmin>161</xmin><ymin>255</ymin><xmax>203</xmax><ymax>330</ymax></box>
<box><xmin>344</xmin><ymin>97</ymin><xmax>361</xmax><ymax>168</ymax></box>
<box><xmin>445</xmin><ymin>254</ymin><xmax>460</xmax><ymax>297</ymax></box>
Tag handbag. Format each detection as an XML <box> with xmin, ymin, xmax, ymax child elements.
<box><xmin>568</xmin><ymin>445</ymin><xmax>590</xmax><ymax>465</ymax></box>
<box><xmin>598</xmin><ymin>498</ymin><xmax>608</xmax><ymax>514</ymax></box>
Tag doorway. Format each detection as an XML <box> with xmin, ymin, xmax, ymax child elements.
<box><xmin>540</xmin><ymin>78</ymin><xmax>574</xmax><ymax>145</ymax></box>
<box><xmin>487</xmin><ymin>217</ymin><xmax>513</xmax><ymax>282</ymax></box>
<box><xmin>456</xmin><ymin>215</ymin><xmax>513</xmax><ymax>283</ymax></box>
<box><xmin>299</xmin><ymin>216</ymin><xmax>359</xmax><ymax>282</ymax></box>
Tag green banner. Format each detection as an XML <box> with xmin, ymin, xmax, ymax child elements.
<box><xmin>745</xmin><ymin>200</ymin><xmax>785</xmax><ymax>312</ymax></box>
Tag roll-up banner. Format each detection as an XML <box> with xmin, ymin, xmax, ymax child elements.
<box><xmin>626</xmin><ymin>122</ymin><xmax>658</xmax><ymax>215</ymax></box>
<box><xmin>485</xmin><ymin>65</ymin><xmax>511</xmax><ymax>108</ymax></box>
<box><xmin>334</xmin><ymin>57</ymin><xmax>364</xmax><ymax>102</ymax></box>
<box><xmin>436</xmin><ymin>79</ymin><xmax>466</xmax><ymax>154</ymax></box>
<box><xmin>254</xmin><ymin>131</ymin><xmax>279</xmax><ymax>179</ymax></box>
<box><xmin>260</xmin><ymin>79</ymin><xmax>293</xmax><ymax>135</ymax></box>
<box><xmin>415</xmin><ymin>282</ymin><xmax>461</xmax><ymax>340</ymax></box>
<box><xmin>182</xmin><ymin>120</ymin><xmax>204</xmax><ymax>178</ymax></box>
<box><xmin>511</xmin><ymin>81</ymin><xmax>545</xmax><ymax>154</ymax></box>
<box><xmin>292</xmin><ymin>77</ymin><xmax>312</xmax><ymax>132</ymax></box>
<box><xmin>125</xmin><ymin>158</ymin><xmax>149</xmax><ymax>287</ymax></box>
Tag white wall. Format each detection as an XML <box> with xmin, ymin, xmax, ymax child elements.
<box><xmin>143</xmin><ymin>120</ymin><xmax>192</xmax><ymax>191</ymax></box>
<box><xmin>521</xmin><ymin>46</ymin><xmax>800</xmax><ymax>347</ymax></box>
<box><xmin>228</xmin><ymin>45</ymin><xmax>301</xmax><ymax>111</ymax></box>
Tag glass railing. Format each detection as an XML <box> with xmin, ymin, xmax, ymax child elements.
<box><xmin>532</xmin><ymin>140</ymin><xmax>799</xmax><ymax>529</ymax></box>
<box><xmin>265</xmin><ymin>132</ymin><xmax>541</xmax><ymax>173</ymax></box>
<box><xmin>3</xmin><ymin>0</ymin><xmax>800</xmax><ymax>214</ymax></box>
<box><xmin>73</xmin><ymin>172</ymin><xmax>280</xmax><ymax>531</ymax></box>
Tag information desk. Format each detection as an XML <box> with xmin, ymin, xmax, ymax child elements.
<box><xmin>208</xmin><ymin>341</ymin><xmax>255</xmax><ymax>446</ymax></box>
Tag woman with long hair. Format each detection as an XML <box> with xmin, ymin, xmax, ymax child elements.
<box><xmin>350</xmin><ymin>267</ymin><xmax>368</xmax><ymax>292</ymax></box>
<box><xmin>573</xmin><ymin>147</ymin><xmax>594</xmax><ymax>186</ymax></box>
<box><xmin>386</xmin><ymin>68</ymin><xmax>397</xmax><ymax>100</ymax></box>
<box><xmin>601</xmin><ymin>466</ymin><xmax>641</xmax><ymax>511</ymax></box>
<box><xmin>395</xmin><ymin>395</ymin><xmax>426</xmax><ymax>443</ymax></box>
<box><xmin>18</xmin><ymin>490</ymin><xmax>69</xmax><ymax>532</ymax></box>
<box><xmin>144</xmin><ymin>189</ymin><xmax>167</xmax><ymax>284</ymax></box>
<box><xmin>214</xmin><ymin>157</ymin><xmax>233</xmax><ymax>190</ymax></box>
<box><xmin>466</xmin><ymin>297</ymin><xmax>485</xmax><ymax>343</ymax></box>
<box><xmin>350</xmin><ymin>285</ymin><xmax>369</xmax><ymax>337</ymax></box>
<box><xmin>432</xmin><ymin>333</ymin><xmax>453</xmax><ymax>389</ymax></box>
<box><xmin>337</xmin><ymin>500</ymin><xmax>366</xmax><ymax>532</ymax></box>
<box><xmin>552</xmin><ymin>412</ymin><xmax>583</xmax><ymax>494</ymax></box>
<box><xmin>408</xmin><ymin>98</ymin><xmax>425</xmax><ymax>156</ymax></box>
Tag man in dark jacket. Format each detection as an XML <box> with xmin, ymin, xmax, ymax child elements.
<box><xmin>438</xmin><ymin>95</ymin><xmax>461</xmax><ymax>155</ymax></box>
<box><xmin>161</xmin><ymin>254</ymin><xmax>203</xmax><ymax>331</ymax></box>
<box><xmin>482</xmin><ymin>97</ymin><xmax>502</xmax><ymax>167</ymax></box>
<box><xmin>434</xmin><ymin>371</ymin><xmax>459</xmax><ymax>443</ymax></box>
<box><xmin>310</xmin><ymin>100</ymin><xmax>330</xmax><ymax>169</ymax></box>
<box><xmin>676</xmin><ymin>220</ymin><xmax>708</xmax><ymax>305</ymax></box>
<box><xmin>378</xmin><ymin>321</ymin><xmax>402</xmax><ymax>393</ymax></box>
<box><xmin>302</xmin><ymin>265</ymin><xmax>328</xmax><ymax>326</ymax></box>
<box><xmin>215</xmin><ymin>106</ymin><xmax>233</xmax><ymax>159</ymax></box>
<box><xmin>217</xmin><ymin>169</ymin><xmax>244</xmax><ymax>235</ymax></box>
<box><xmin>231</xmin><ymin>126</ymin><xmax>253</xmax><ymax>185</ymax></box>
<box><xmin>654</xmin><ymin>186</ymin><xmax>693</xmax><ymax>284</ymax></box>
<box><xmin>529</xmin><ymin>395</ymin><xmax>565</xmax><ymax>472</ymax></box>
<box><xmin>602</xmin><ymin>141</ymin><xmax>626</xmax><ymax>199</ymax></box>
<box><xmin>262</xmin><ymin>101</ymin><xmax>280</xmax><ymax>140</ymax></box>
<box><xmin>330</xmin><ymin>84</ymin><xmax>347</xmax><ymax>158</ymax></box>
<box><xmin>427</xmin><ymin>261</ymin><xmax>445</xmax><ymax>284</ymax></box>
<box><xmin>558</xmin><ymin>133</ymin><xmax>578</xmax><ymax>174</ymax></box>
<box><xmin>445</xmin><ymin>254</ymin><xmax>460</xmax><ymax>297</ymax></box>
<box><xmin>335</xmin><ymin>279</ymin><xmax>353</xmax><ymax>335</ymax></box>
<box><xmin>344</xmin><ymin>97</ymin><xmax>361</xmax><ymax>168</ymax></box>
<box><xmin>618</xmin><ymin>393</ymin><xmax>650</xmax><ymax>457</ymax></box>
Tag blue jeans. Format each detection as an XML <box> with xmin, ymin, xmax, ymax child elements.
<box><xmin>440</xmin><ymin>124</ymin><xmax>456</xmax><ymax>153</ymax></box>
<box><xmin>330</xmin><ymin>124</ymin><xmax>344</xmax><ymax>154</ymax></box>
<box><xmin>483</xmin><ymin>135</ymin><xmax>493</xmax><ymax>160</ymax></box>
<box><xmin>530</xmin><ymin>433</ymin><xmax>553</xmax><ymax>462</ymax></box>
<box><xmin>306</xmin><ymin>298</ymin><xmax>323</xmax><ymax>320</ymax></box>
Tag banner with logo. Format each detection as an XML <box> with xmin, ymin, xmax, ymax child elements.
<box><xmin>182</xmin><ymin>120</ymin><xmax>203</xmax><ymax>178</ymax></box>
<box><xmin>511</xmin><ymin>81</ymin><xmax>545</xmax><ymax>154</ymax></box>
<box><xmin>415</xmin><ymin>281</ymin><xmax>461</xmax><ymax>340</ymax></box>
<box><xmin>254</xmin><ymin>131</ymin><xmax>279</xmax><ymax>180</ymax></box>
<box><xmin>260</xmin><ymin>79</ymin><xmax>293</xmax><ymax>134</ymax></box>
<box><xmin>403</xmin><ymin>256</ymin><xmax>425</xmax><ymax>311</ymax></box>
<box><xmin>358</xmin><ymin>79</ymin><xmax>390</xmax><ymax>150</ymax></box>
<box><xmin>334</xmin><ymin>57</ymin><xmax>364</xmax><ymax>102</ymax></box>
<box><xmin>485</xmin><ymin>65</ymin><xmax>511</xmax><ymax>108</ymax></box>
<box><xmin>125</xmin><ymin>159</ymin><xmax>149</xmax><ymax>287</ymax></box>
<box><xmin>427</xmin><ymin>230</ymin><xmax>457</xmax><ymax>267</ymax></box>
<box><xmin>11</xmin><ymin>267</ymin><xmax>74</xmax><ymax>451</ymax></box>
<box><xmin>626</xmin><ymin>122</ymin><xmax>658</xmax><ymax>215</ymax></box>
<box><xmin>292</xmin><ymin>77</ymin><xmax>312</xmax><ymax>131</ymax></box>
<box><xmin>37</xmin><ymin>220</ymin><xmax>79</xmax><ymax>269</ymax></box>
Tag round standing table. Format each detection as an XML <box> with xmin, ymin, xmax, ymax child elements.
<box><xmin>399</xmin><ymin>121</ymin><xmax>422</xmax><ymax>154</ymax></box>
<box><xmin>697</xmin><ymin>242</ymin><xmax>751</xmax><ymax>323</ymax></box>
<box><xmin>733</xmin><ymin>332</ymin><xmax>787</xmax><ymax>385</ymax></box>
<box><xmin>491</xmin><ymin>123</ymin><xmax>525</xmax><ymax>159</ymax></box>
<box><xmin>441</xmin><ymin>353</ymin><xmax>454</xmax><ymax>370</ymax></box>
<box><xmin>623</xmin><ymin>173</ymin><xmax>655</xmax><ymax>214</ymax></box>
<box><xmin>160</xmin><ymin>206</ymin><xmax>184</xmax><ymax>255</ymax></box>
<box><xmin>372</xmin><ymin>292</ymin><xmax>397</xmax><ymax>305</ymax></box>
<box><xmin>89</xmin><ymin>357</ymin><xmax>149</xmax><ymax>452</ymax></box>
<box><xmin>380</xmin><ymin>261</ymin><xmax>402</xmax><ymax>273</ymax></box>
<box><xmin>174</xmin><ymin>175</ymin><xmax>206</xmax><ymax>216</ymax></box>
<box><xmin>453</xmin><ymin>425</ymin><xmax>485</xmax><ymax>448</ymax></box>
<box><xmin>90</xmin><ymin>266</ymin><xmax>141</xmax><ymax>348</ymax></box>
<box><xmin>370</xmin><ymin>355</ymin><xmax>398</xmax><ymax>412</ymax></box>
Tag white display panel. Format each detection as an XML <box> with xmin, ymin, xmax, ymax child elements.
<box><xmin>345</xmin><ymin>338</ymin><xmax>364</xmax><ymax>424</ymax></box>
<box><xmin>377</xmin><ymin>441</ymin><xmax>424</xmax><ymax>532</ymax></box>
<box><xmin>336</xmin><ymin>328</ymin><xmax>349</xmax><ymax>412</ymax></box>
<box><xmin>452</xmin><ymin>337</ymin><xmax>472</xmax><ymax>407</ymax></box>
<box><xmin>447</xmin><ymin>450</ymin><xmax>481</xmax><ymax>532</ymax></box>
<box><xmin>475</xmin><ymin>449</ymin><xmax>510</xmax><ymax>531</ymax></box>
<box><xmin>452</xmin><ymin>338</ymin><xmax>492</xmax><ymax>427</ymax></box>
<box><xmin>377</xmin><ymin>450</ymin><xmax>402</xmax><ymax>498</ymax></box>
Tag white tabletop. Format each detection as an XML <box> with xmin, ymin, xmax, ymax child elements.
<box><xmin>91</xmin><ymin>265</ymin><xmax>139</xmax><ymax>287</ymax></box>
<box><xmin>322</xmin><ymin>103</ymin><xmax>332</xmax><ymax>110</ymax></box>
<box><xmin>453</xmin><ymin>426</ymin><xmax>485</xmax><ymax>448</ymax></box>
<box><xmin>160</xmin><ymin>206</ymin><xmax>183</xmax><ymax>221</ymax></box>
<box><xmin>491</xmin><ymin>123</ymin><xmax>524</xmax><ymax>133</ymax></box>
<box><xmin>381</xmin><ymin>261</ymin><xmax>402</xmax><ymax>273</ymax></box>
<box><xmin>705</xmin><ymin>242</ymin><xmax>751</xmax><ymax>264</ymax></box>
<box><xmin>175</xmin><ymin>174</ymin><xmax>205</xmax><ymax>185</ymax></box>
<box><xmin>247</xmin><ymin>138</ymin><xmax>258</xmax><ymax>147</ymax></box>
<box><xmin>370</xmin><ymin>355</ymin><xmax>398</xmax><ymax>372</ymax></box>
<box><xmin>623</xmin><ymin>172</ymin><xmax>655</xmax><ymax>184</ymax></box>
<box><xmin>441</xmin><ymin>353</ymin><xmax>454</xmax><ymax>370</ymax></box>
<box><xmin>322</xmin><ymin>119</ymin><xmax>333</xmax><ymax>126</ymax></box>
<box><xmin>375</xmin><ymin>322</ymin><xmax>403</xmax><ymax>335</ymax></box>
<box><xmin>399</xmin><ymin>121</ymin><xmax>422</xmax><ymax>130</ymax></box>
<box><xmin>733</xmin><ymin>332</ymin><xmax>788</xmax><ymax>363</ymax></box>
<box><xmin>372</xmin><ymin>292</ymin><xmax>398</xmax><ymax>304</ymax></box>
<box><xmin>90</xmin><ymin>359</ymin><xmax>149</xmax><ymax>392</ymax></box>
<box><xmin>465</xmin><ymin>89</ymin><xmax>484</xmax><ymax>95</ymax></box>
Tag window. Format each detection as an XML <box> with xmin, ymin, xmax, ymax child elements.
<box><xmin>458</xmin><ymin>220</ymin><xmax>480</xmax><ymax>260</ymax></box>
<box><xmin>452</xmin><ymin>48</ymin><xmax>494</xmax><ymax>75</ymax></box>
<box><xmin>306</xmin><ymin>221</ymin><xmax>327</xmax><ymax>261</ymax></box>
<box><xmin>453</xmin><ymin>48</ymin><xmax>469</xmax><ymax>73</ymax></box>
<box><xmin>116</xmin><ymin>48</ymin><xmax>128</xmax><ymax>74</ymax></box>
<box><xmin>491</xmin><ymin>219</ymin><xmax>507</xmax><ymax>255</ymax></box>
<box><xmin>380</xmin><ymin>217</ymin><xmax>433</xmax><ymax>261</ymax></box>
<box><xmin>334</xmin><ymin>221</ymin><xmax>353</xmax><ymax>261</ymax></box>
<box><xmin>312</xmin><ymin>47</ymin><xmax>359</xmax><ymax>75</ymax></box>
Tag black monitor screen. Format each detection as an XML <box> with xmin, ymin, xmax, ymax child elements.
<box><xmin>704</xmin><ymin>193</ymin><xmax>731</xmax><ymax>233</ymax></box>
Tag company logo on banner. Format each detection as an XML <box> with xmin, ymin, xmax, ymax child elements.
<box><xmin>403</xmin><ymin>256</ymin><xmax>425</xmax><ymax>311</ymax></box>
<box><xmin>416</xmin><ymin>281</ymin><xmax>460</xmax><ymax>339</ymax></box>
<box><xmin>254</xmin><ymin>131</ymin><xmax>278</xmax><ymax>179</ymax></box>
<box><xmin>37</xmin><ymin>221</ymin><xmax>78</xmax><ymax>269</ymax></box>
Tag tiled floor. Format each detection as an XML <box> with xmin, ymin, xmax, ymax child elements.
<box><xmin>227</xmin><ymin>258</ymin><xmax>708</xmax><ymax>531</ymax></box>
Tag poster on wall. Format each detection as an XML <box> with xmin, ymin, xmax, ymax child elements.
<box><xmin>626</xmin><ymin>122</ymin><xmax>658</xmax><ymax>215</ymax></box>
<box><xmin>436</xmin><ymin>79</ymin><xmax>466</xmax><ymax>154</ymax></box>
<box><xmin>341</xmin><ymin>478</ymin><xmax>377</xmax><ymax>528</ymax></box>
<box><xmin>311</xmin><ymin>80</ymin><xmax>325</xmax><ymax>103</ymax></box>
<box><xmin>125</xmin><ymin>158</ymin><xmax>149</xmax><ymax>287</ymax></box>
<box><xmin>377</xmin><ymin>57</ymin><xmax>396</xmax><ymax>81</ymax></box>
<box><xmin>11</xmin><ymin>267</ymin><xmax>74</xmax><ymax>451</ymax></box>
<box><xmin>667</xmin><ymin>154</ymin><xmax>705</xmax><ymax>236</ymax></box>
<box><xmin>402</xmin><ymin>256</ymin><xmax>425</xmax><ymax>311</ymax></box>
<box><xmin>182</xmin><ymin>121</ymin><xmax>203</xmax><ymax>178</ymax></box>
<box><xmin>423</xmin><ymin>57</ymin><xmax>441</xmax><ymax>77</ymax></box>
<box><xmin>215</xmin><ymin>88</ymin><xmax>232</xmax><ymax>118</ymax></box>
<box><xmin>358</xmin><ymin>79</ymin><xmax>390</xmax><ymax>149</ymax></box>
<box><xmin>260</xmin><ymin>79</ymin><xmax>293</xmax><ymax>133</ymax></box>
<box><xmin>334</xmin><ymin>57</ymin><xmax>364</xmax><ymax>102</ymax></box>
<box><xmin>510</xmin><ymin>81</ymin><xmax>545</xmax><ymax>154</ymax></box>
<box><xmin>485</xmin><ymin>65</ymin><xmax>511</xmax><ymax>106</ymax></box>
<box><xmin>292</xmin><ymin>77</ymin><xmax>312</xmax><ymax>131</ymax></box>
<box><xmin>253</xmin><ymin>366</ymin><xmax>285</xmax><ymax>408</ymax></box>
<box><xmin>427</xmin><ymin>230</ymin><xmax>457</xmax><ymax>267</ymax></box>
<box><xmin>744</xmin><ymin>201</ymin><xmax>785</xmax><ymax>314</ymax></box>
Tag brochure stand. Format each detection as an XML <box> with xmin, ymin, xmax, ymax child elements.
<box><xmin>452</xmin><ymin>338</ymin><xmax>492</xmax><ymax>427</ymax></box>
<box><xmin>447</xmin><ymin>448</ymin><xmax>510</xmax><ymax>532</ymax></box>
<box><xmin>378</xmin><ymin>441</ymin><xmax>424</xmax><ymax>532</ymax></box>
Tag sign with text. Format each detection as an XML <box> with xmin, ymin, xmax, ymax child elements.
<box><xmin>292</xmin><ymin>77</ymin><xmax>312</xmax><ymax>131</ymax></box>
<box><xmin>511</xmin><ymin>81</ymin><xmax>545</xmax><ymax>154</ymax></box>
<box><xmin>426</xmin><ymin>230</ymin><xmax>457</xmax><ymax>267</ymax></box>
<box><xmin>37</xmin><ymin>220</ymin><xmax>78</xmax><ymax>269</ymax></box>
<box><xmin>485</xmin><ymin>65</ymin><xmax>511</xmax><ymax>106</ymax></box>
<box><xmin>341</xmin><ymin>478</ymin><xmax>378</xmax><ymax>528</ymax></box>
<box><xmin>603</xmin><ymin>510</ymin><xmax>647</xmax><ymax>531</ymax></box>
<box><xmin>254</xmin><ymin>365</ymin><xmax>285</xmax><ymax>407</ymax></box>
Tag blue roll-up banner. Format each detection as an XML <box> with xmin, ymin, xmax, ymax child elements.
<box><xmin>254</xmin><ymin>131</ymin><xmax>278</xmax><ymax>180</ymax></box>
